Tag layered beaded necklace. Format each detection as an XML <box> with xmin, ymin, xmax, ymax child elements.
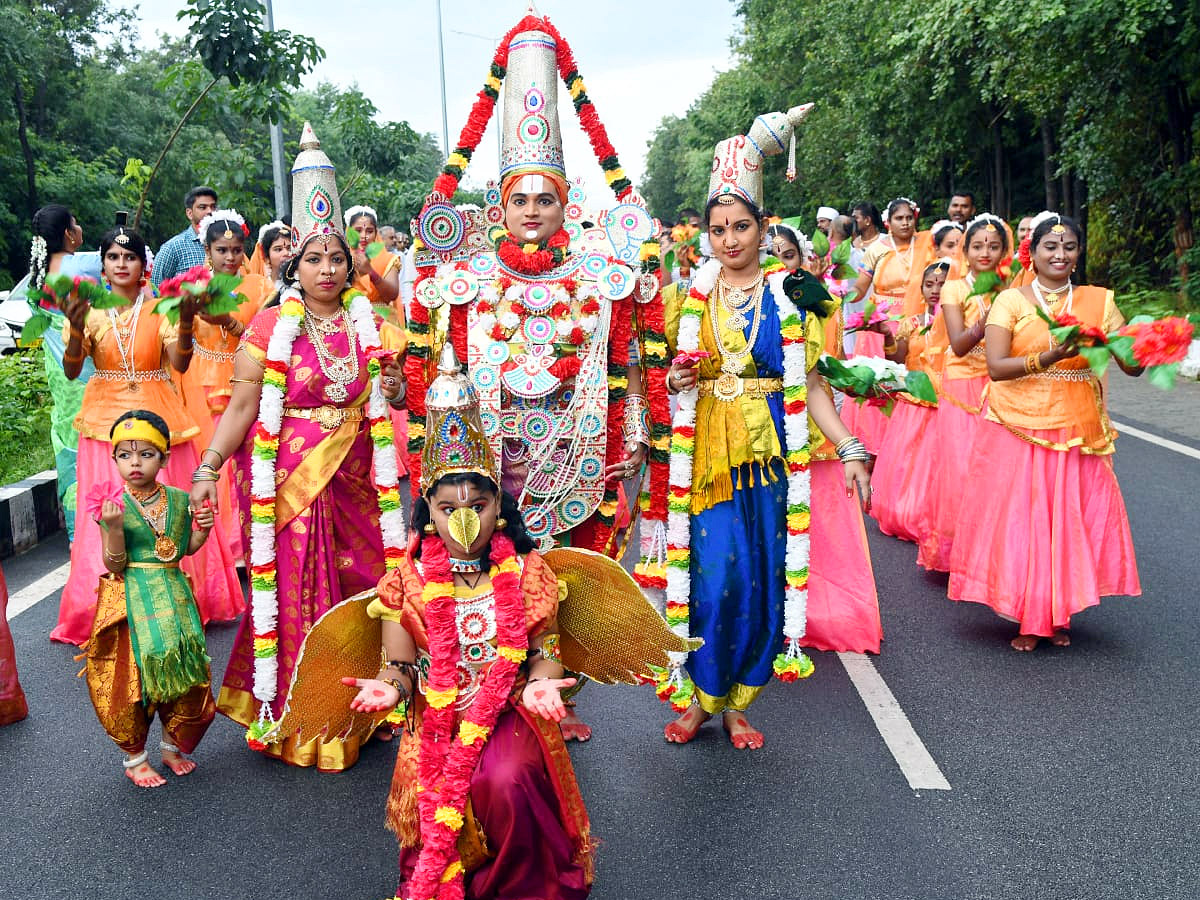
<box><xmin>302</xmin><ymin>302</ymin><xmax>360</xmax><ymax>402</ymax></box>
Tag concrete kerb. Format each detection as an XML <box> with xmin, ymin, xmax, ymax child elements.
<box><xmin>0</xmin><ymin>470</ymin><xmax>62</xmax><ymax>559</ymax></box>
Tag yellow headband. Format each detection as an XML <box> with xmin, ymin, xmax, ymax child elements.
<box><xmin>111</xmin><ymin>418</ymin><xmax>168</xmax><ymax>454</ymax></box>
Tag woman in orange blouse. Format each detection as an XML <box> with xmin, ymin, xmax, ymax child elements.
<box><xmin>917</xmin><ymin>215</ymin><xmax>1007</xmax><ymax>571</ymax></box>
<box><xmin>51</xmin><ymin>227</ymin><xmax>243</xmax><ymax>645</ymax></box>
<box><xmin>179</xmin><ymin>210</ymin><xmax>272</xmax><ymax>560</ymax></box>
<box><xmin>948</xmin><ymin>215</ymin><xmax>1141</xmax><ymax>650</ymax></box>
<box><xmin>843</xmin><ymin>198</ymin><xmax>920</xmax><ymax>454</ymax></box>
<box><xmin>346</xmin><ymin>206</ymin><xmax>401</xmax><ymax>308</ymax></box>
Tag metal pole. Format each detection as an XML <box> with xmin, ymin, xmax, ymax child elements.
<box><xmin>264</xmin><ymin>0</ymin><xmax>289</xmax><ymax>217</ymax></box>
<box><xmin>435</xmin><ymin>0</ymin><xmax>450</xmax><ymax>158</ymax></box>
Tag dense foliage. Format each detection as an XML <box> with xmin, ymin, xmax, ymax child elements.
<box><xmin>0</xmin><ymin>351</ymin><xmax>53</xmax><ymax>484</ymax></box>
<box><xmin>643</xmin><ymin>0</ymin><xmax>1200</xmax><ymax>295</ymax></box>
<box><xmin>0</xmin><ymin>0</ymin><xmax>452</xmax><ymax>290</ymax></box>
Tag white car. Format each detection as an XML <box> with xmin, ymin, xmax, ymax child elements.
<box><xmin>0</xmin><ymin>290</ymin><xmax>34</xmax><ymax>353</ymax></box>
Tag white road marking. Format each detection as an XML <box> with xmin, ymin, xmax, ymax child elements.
<box><xmin>7</xmin><ymin>562</ymin><xmax>71</xmax><ymax>620</ymax></box>
<box><xmin>1111</xmin><ymin>419</ymin><xmax>1200</xmax><ymax>461</ymax></box>
<box><xmin>837</xmin><ymin>651</ymin><xmax>951</xmax><ymax>791</ymax></box>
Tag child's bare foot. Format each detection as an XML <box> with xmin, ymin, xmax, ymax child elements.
<box><xmin>160</xmin><ymin>741</ymin><xmax>197</xmax><ymax>776</ymax></box>
<box><xmin>1049</xmin><ymin>630</ymin><xmax>1071</xmax><ymax>647</ymax></box>
<box><xmin>559</xmin><ymin>708</ymin><xmax>592</xmax><ymax>742</ymax></box>
<box><xmin>124</xmin><ymin>751</ymin><xmax>166</xmax><ymax>788</ymax></box>
<box><xmin>1010</xmin><ymin>634</ymin><xmax>1040</xmax><ymax>651</ymax></box>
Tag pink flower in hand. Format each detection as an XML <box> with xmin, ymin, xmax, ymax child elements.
<box><xmin>85</xmin><ymin>481</ymin><xmax>125</xmax><ymax>521</ymax></box>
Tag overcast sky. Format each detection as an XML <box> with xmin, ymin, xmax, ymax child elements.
<box><xmin>136</xmin><ymin>1</ymin><xmax>741</xmax><ymax>204</ymax></box>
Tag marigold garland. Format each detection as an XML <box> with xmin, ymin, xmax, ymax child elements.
<box><xmin>245</xmin><ymin>286</ymin><xmax>407</xmax><ymax>750</ymax></box>
<box><xmin>653</xmin><ymin>261</ymin><xmax>814</xmax><ymax>711</ymax></box>
<box><xmin>405</xmin><ymin>533</ymin><xmax>526</xmax><ymax>900</ymax></box>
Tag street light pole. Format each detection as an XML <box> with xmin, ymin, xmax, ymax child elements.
<box><xmin>264</xmin><ymin>0</ymin><xmax>289</xmax><ymax>217</ymax></box>
<box><xmin>435</xmin><ymin>0</ymin><xmax>450</xmax><ymax>158</ymax></box>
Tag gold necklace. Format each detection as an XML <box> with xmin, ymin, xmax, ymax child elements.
<box><xmin>716</xmin><ymin>271</ymin><xmax>764</xmax><ymax>330</ymax></box>
<box><xmin>302</xmin><ymin>304</ymin><xmax>360</xmax><ymax>402</ymax></box>
<box><xmin>709</xmin><ymin>278</ymin><xmax>765</xmax><ymax>376</ymax></box>
<box><xmin>131</xmin><ymin>487</ymin><xmax>178</xmax><ymax>561</ymax></box>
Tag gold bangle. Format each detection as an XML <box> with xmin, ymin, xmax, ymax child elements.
<box><xmin>229</xmin><ymin>377</ymin><xmax>263</xmax><ymax>385</ymax></box>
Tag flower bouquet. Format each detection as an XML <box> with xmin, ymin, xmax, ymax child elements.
<box><xmin>154</xmin><ymin>265</ymin><xmax>247</xmax><ymax>324</ymax></box>
<box><xmin>844</xmin><ymin>297</ymin><xmax>897</xmax><ymax>332</ymax></box>
<box><xmin>817</xmin><ymin>354</ymin><xmax>937</xmax><ymax>415</ymax></box>
<box><xmin>664</xmin><ymin>223</ymin><xmax>701</xmax><ymax>275</ymax></box>
<box><xmin>1034</xmin><ymin>308</ymin><xmax>1194</xmax><ymax>389</ymax></box>
<box><xmin>21</xmin><ymin>274</ymin><xmax>122</xmax><ymax>345</ymax></box>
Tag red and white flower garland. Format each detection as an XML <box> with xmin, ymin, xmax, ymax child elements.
<box><xmin>655</xmin><ymin>261</ymin><xmax>814</xmax><ymax>711</ymax></box>
<box><xmin>245</xmin><ymin>285</ymin><xmax>407</xmax><ymax>748</ymax></box>
<box><xmin>405</xmin><ymin>533</ymin><xmax>526</xmax><ymax>900</ymax></box>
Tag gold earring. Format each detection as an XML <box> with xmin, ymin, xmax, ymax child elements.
<box><xmin>496</xmin><ymin>517</ymin><xmax>507</xmax><ymax>529</ymax></box>
<box><xmin>423</xmin><ymin>523</ymin><xmax>436</xmax><ymax>534</ymax></box>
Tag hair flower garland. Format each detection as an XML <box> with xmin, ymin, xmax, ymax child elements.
<box><xmin>653</xmin><ymin>260</ymin><xmax>814</xmax><ymax>710</ymax></box>
<box><xmin>246</xmin><ymin>284</ymin><xmax>406</xmax><ymax>749</ymax></box>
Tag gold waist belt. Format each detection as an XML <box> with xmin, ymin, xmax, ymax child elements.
<box><xmin>283</xmin><ymin>405</ymin><xmax>365</xmax><ymax>429</ymax></box>
<box><xmin>698</xmin><ymin>374</ymin><xmax>784</xmax><ymax>402</ymax></box>
<box><xmin>126</xmin><ymin>561</ymin><xmax>180</xmax><ymax>569</ymax></box>
<box><xmin>1031</xmin><ymin>367</ymin><xmax>1093</xmax><ymax>382</ymax></box>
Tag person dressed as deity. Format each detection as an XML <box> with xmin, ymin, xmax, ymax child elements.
<box><xmin>657</xmin><ymin>107</ymin><xmax>874</xmax><ymax>750</ymax></box>
<box><xmin>405</xmin><ymin>11</ymin><xmax>672</xmax><ymax>742</ymax></box>
<box><xmin>191</xmin><ymin>125</ymin><xmax>407</xmax><ymax>770</ymax></box>
<box><xmin>82</xmin><ymin>410</ymin><xmax>217</xmax><ymax>788</ymax></box>
<box><xmin>351</xmin><ymin>345</ymin><xmax>593</xmax><ymax>900</ymax></box>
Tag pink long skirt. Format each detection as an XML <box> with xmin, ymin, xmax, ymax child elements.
<box><xmin>947</xmin><ymin>421</ymin><xmax>1140</xmax><ymax>636</ymax></box>
<box><xmin>51</xmin><ymin>436</ymin><xmax>245</xmax><ymax>645</ymax></box>
<box><xmin>916</xmin><ymin>374</ymin><xmax>989</xmax><ymax>572</ymax></box>
<box><xmin>210</xmin><ymin>412</ymin><xmax>244</xmax><ymax>562</ymax></box>
<box><xmin>839</xmin><ymin>330</ymin><xmax>890</xmax><ymax>454</ymax></box>
<box><xmin>870</xmin><ymin>399</ymin><xmax>939</xmax><ymax>543</ymax></box>
<box><xmin>0</xmin><ymin>564</ymin><xmax>28</xmax><ymax>725</ymax></box>
<box><xmin>801</xmin><ymin>460</ymin><xmax>882</xmax><ymax>654</ymax></box>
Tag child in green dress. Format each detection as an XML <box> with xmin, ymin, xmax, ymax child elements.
<box><xmin>84</xmin><ymin>409</ymin><xmax>218</xmax><ymax>788</ymax></box>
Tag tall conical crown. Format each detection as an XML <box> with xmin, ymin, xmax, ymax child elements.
<box><xmin>290</xmin><ymin>122</ymin><xmax>344</xmax><ymax>253</ymax></box>
<box><xmin>499</xmin><ymin>20</ymin><xmax>565</xmax><ymax>186</ymax></box>
<box><xmin>708</xmin><ymin>104</ymin><xmax>814</xmax><ymax>208</ymax></box>
<box><xmin>420</xmin><ymin>343</ymin><xmax>501</xmax><ymax>493</ymax></box>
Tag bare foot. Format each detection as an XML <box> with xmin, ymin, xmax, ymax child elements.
<box><xmin>722</xmin><ymin>711</ymin><xmax>764</xmax><ymax>750</ymax></box>
<box><xmin>160</xmin><ymin>746</ymin><xmax>197</xmax><ymax>776</ymax></box>
<box><xmin>373</xmin><ymin>725</ymin><xmax>395</xmax><ymax>742</ymax></box>
<box><xmin>124</xmin><ymin>755</ymin><xmax>167</xmax><ymax>788</ymax></box>
<box><xmin>1049</xmin><ymin>630</ymin><xmax>1071</xmax><ymax>647</ymax></box>
<box><xmin>664</xmin><ymin>704</ymin><xmax>710</xmax><ymax>744</ymax></box>
<box><xmin>1010</xmin><ymin>634</ymin><xmax>1040</xmax><ymax>652</ymax></box>
<box><xmin>559</xmin><ymin>709</ymin><xmax>592</xmax><ymax>742</ymax></box>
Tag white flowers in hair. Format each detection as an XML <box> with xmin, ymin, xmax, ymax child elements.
<box><xmin>198</xmin><ymin>208</ymin><xmax>247</xmax><ymax>239</ymax></box>
<box><xmin>884</xmin><ymin>196</ymin><xmax>920</xmax><ymax>224</ymax></box>
<box><xmin>258</xmin><ymin>219</ymin><xmax>286</xmax><ymax>244</ymax></box>
<box><xmin>29</xmin><ymin>235</ymin><xmax>48</xmax><ymax>288</ymax></box>
<box><xmin>344</xmin><ymin>205</ymin><xmax>378</xmax><ymax>227</ymax></box>
<box><xmin>965</xmin><ymin>212</ymin><xmax>1006</xmax><ymax>232</ymax></box>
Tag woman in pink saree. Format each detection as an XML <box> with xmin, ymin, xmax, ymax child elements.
<box><xmin>190</xmin><ymin>126</ymin><xmax>406</xmax><ymax>769</ymax></box>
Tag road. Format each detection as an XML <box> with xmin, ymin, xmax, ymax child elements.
<box><xmin>3</xmin><ymin>376</ymin><xmax>1198</xmax><ymax>900</ymax></box>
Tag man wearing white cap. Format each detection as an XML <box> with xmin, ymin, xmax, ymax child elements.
<box><xmin>816</xmin><ymin>206</ymin><xmax>838</xmax><ymax>235</ymax></box>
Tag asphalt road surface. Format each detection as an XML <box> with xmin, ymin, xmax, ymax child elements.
<box><xmin>3</xmin><ymin>400</ymin><xmax>1198</xmax><ymax>900</ymax></box>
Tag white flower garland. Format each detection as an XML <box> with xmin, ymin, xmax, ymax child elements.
<box><xmin>656</xmin><ymin>260</ymin><xmax>813</xmax><ymax>710</ymax></box>
<box><xmin>245</xmin><ymin>283</ymin><xmax>407</xmax><ymax>747</ymax></box>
